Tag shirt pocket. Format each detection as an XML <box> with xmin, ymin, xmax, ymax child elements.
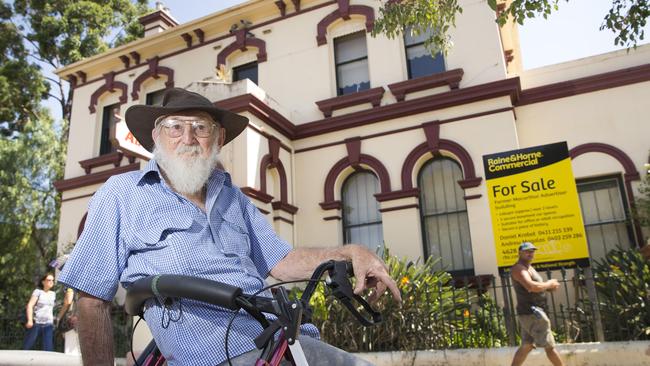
<box><xmin>217</xmin><ymin>219</ymin><xmax>251</xmax><ymax>258</ymax></box>
<box><xmin>129</xmin><ymin>215</ymin><xmax>194</xmax><ymax>251</ymax></box>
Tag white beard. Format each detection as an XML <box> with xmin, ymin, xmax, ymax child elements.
<box><xmin>153</xmin><ymin>142</ymin><xmax>221</xmax><ymax>195</ymax></box>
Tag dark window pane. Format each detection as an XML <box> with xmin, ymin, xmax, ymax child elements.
<box><xmin>577</xmin><ymin>176</ymin><xmax>634</xmax><ymax>262</ymax></box>
<box><xmin>342</xmin><ymin>171</ymin><xmax>383</xmax><ymax>254</ymax></box>
<box><xmin>418</xmin><ymin>158</ymin><xmax>473</xmax><ymax>274</ymax></box>
<box><xmin>334</xmin><ymin>31</ymin><xmax>370</xmax><ymax>96</ymax></box>
<box><xmin>233</xmin><ymin>61</ymin><xmax>258</xmax><ymax>85</ymax></box>
<box><xmin>99</xmin><ymin>104</ymin><xmax>120</xmax><ymax>155</ymax></box>
<box><xmin>404</xmin><ymin>27</ymin><xmax>446</xmax><ymax>79</ymax></box>
<box><xmin>146</xmin><ymin>89</ymin><xmax>166</xmax><ymax>106</ymax></box>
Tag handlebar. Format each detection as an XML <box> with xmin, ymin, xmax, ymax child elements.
<box><xmin>124</xmin><ymin>260</ymin><xmax>382</xmax><ymax>334</ymax></box>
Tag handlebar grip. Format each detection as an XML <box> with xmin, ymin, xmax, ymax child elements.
<box><xmin>125</xmin><ymin>275</ymin><xmax>243</xmax><ymax>316</ymax></box>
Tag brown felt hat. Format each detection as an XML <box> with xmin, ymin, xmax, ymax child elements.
<box><xmin>124</xmin><ymin>88</ymin><xmax>248</xmax><ymax>152</ymax></box>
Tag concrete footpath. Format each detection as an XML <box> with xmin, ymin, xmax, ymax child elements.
<box><xmin>1</xmin><ymin>340</ymin><xmax>648</xmax><ymax>365</ymax></box>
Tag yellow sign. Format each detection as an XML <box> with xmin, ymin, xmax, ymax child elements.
<box><xmin>483</xmin><ymin>142</ymin><xmax>589</xmax><ymax>273</ymax></box>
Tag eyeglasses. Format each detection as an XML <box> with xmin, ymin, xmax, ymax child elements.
<box><xmin>157</xmin><ymin>117</ymin><xmax>217</xmax><ymax>138</ymax></box>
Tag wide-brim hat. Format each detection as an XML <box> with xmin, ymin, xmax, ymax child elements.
<box><xmin>125</xmin><ymin>88</ymin><xmax>248</xmax><ymax>152</ymax></box>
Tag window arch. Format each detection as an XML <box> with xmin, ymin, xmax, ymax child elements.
<box><xmin>418</xmin><ymin>157</ymin><xmax>473</xmax><ymax>275</ymax></box>
<box><xmin>341</xmin><ymin>170</ymin><xmax>383</xmax><ymax>254</ymax></box>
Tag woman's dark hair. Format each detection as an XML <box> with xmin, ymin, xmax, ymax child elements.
<box><xmin>37</xmin><ymin>273</ymin><xmax>54</xmax><ymax>289</ymax></box>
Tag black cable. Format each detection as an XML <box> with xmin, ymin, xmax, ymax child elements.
<box><xmin>130</xmin><ymin>315</ymin><xmax>144</xmax><ymax>366</ymax></box>
<box><xmin>224</xmin><ymin>278</ymin><xmax>326</xmax><ymax>366</ymax></box>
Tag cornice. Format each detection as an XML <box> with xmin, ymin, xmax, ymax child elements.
<box><xmin>54</xmin><ymin>163</ymin><xmax>140</xmax><ymax>192</ymax></box>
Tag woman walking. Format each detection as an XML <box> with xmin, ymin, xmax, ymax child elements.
<box><xmin>23</xmin><ymin>273</ymin><xmax>56</xmax><ymax>351</ymax></box>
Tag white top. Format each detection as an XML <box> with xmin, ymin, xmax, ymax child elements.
<box><xmin>31</xmin><ymin>289</ymin><xmax>56</xmax><ymax>324</ymax></box>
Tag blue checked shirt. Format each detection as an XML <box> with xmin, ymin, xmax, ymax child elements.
<box><xmin>59</xmin><ymin>160</ymin><xmax>318</xmax><ymax>365</ymax></box>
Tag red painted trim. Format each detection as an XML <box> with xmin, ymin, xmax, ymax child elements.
<box><xmin>258</xmin><ymin>207</ymin><xmax>270</xmax><ymax>215</ymax></box>
<box><xmin>77</xmin><ymin>212</ymin><xmax>88</xmax><ymax>239</ymax></box>
<box><xmin>315</xmin><ymin>87</ymin><xmax>384</xmax><ymax>117</ymax></box>
<box><xmin>345</xmin><ymin>137</ymin><xmax>361</xmax><ymax>166</ymax></box>
<box><xmin>217</xmin><ymin>29</ymin><xmax>267</xmax><ymax>66</ymax></box>
<box><xmin>518</xmin><ymin>63</ymin><xmax>650</xmax><ymax>106</ymax></box>
<box><xmin>379</xmin><ymin>204</ymin><xmax>419</xmax><ymax>213</ymax></box>
<box><xmin>131</xmin><ymin>56</ymin><xmax>175</xmax><ymax>100</ymax></box>
<box><xmin>272</xmin><ymin>201</ymin><xmax>299</xmax><ymax>214</ymax></box>
<box><xmin>78</xmin><ymin>151</ymin><xmax>124</xmax><ymax>174</ymax></box>
<box><xmin>241</xmin><ymin>186</ymin><xmax>273</xmax><ymax>203</ymax></box>
<box><xmin>294</xmin><ymin>107</ymin><xmax>514</xmax><ymax>153</ymax></box>
<box><xmin>259</xmin><ymin>154</ymin><xmax>289</xmax><ymax>203</ymax></box>
<box><xmin>139</xmin><ymin>10</ymin><xmax>179</xmax><ymax>28</ymax></box>
<box><xmin>54</xmin><ymin>163</ymin><xmax>140</xmax><ymax>192</ymax></box>
<box><xmin>569</xmin><ymin>142</ymin><xmax>643</xmax><ymax>247</ymax></box>
<box><xmin>292</xmin><ymin>0</ymin><xmax>301</xmax><ymax>11</ymax></box>
<box><xmin>119</xmin><ymin>55</ymin><xmax>130</xmax><ymax>68</ymax></box>
<box><xmin>215</xmin><ymin>94</ymin><xmax>294</xmax><ymax>138</ymax></box>
<box><xmin>402</xmin><ymin>139</ymin><xmax>480</xmax><ymax>191</ymax></box>
<box><xmin>295</xmin><ymin>77</ymin><xmax>520</xmax><ymax>139</ymax></box>
<box><xmin>275</xmin><ymin>1</ymin><xmax>287</xmax><ymax>16</ymax></box>
<box><xmin>273</xmin><ymin>216</ymin><xmax>294</xmax><ymax>224</ymax></box>
<box><xmin>316</xmin><ymin>4</ymin><xmax>375</xmax><ymax>46</ymax></box>
<box><xmin>323</xmin><ymin>215</ymin><xmax>341</xmax><ymax>221</ymax></box>
<box><xmin>375</xmin><ymin>188</ymin><xmax>419</xmax><ymax>202</ymax></box>
<box><xmin>320</xmin><ymin>200</ymin><xmax>342</xmax><ymax>210</ymax></box>
<box><xmin>388</xmin><ymin>69</ymin><xmax>464</xmax><ymax>101</ymax></box>
<box><xmin>88</xmin><ymin>72</ymin><xmax>128</xmax><ymax>114</ymax></box>
<box><xmin>61</xmin><ymin>192</ymin><xmax>95</xmax><ymax>203</ymax></box>
<box><xmin>322</xmin><ymin>154</ymin><xmax>391</xmax><ymax>207</ymax></box>
<box><xmin>194</xmin><ymin>28</ymin><xmax>205</xmax><ymax>43</ymax></box>
<box><xmin>463</xmin><ymin>194</ymin><xmax>482</xmax><ymax>200</ymax></box>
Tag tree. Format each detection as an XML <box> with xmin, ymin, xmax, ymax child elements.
<box><xmin>0</xmin><ymin>1</ymin><xmax>150</xmax><ymax>348</ymax></box>
<box><xmin>372</xmin><ymin>0</ymin><xmax>649</xmax><ymax>55</ymax></box>
<box><xmin>2</xmin><ymin>0</ymin><xmax>149</xmax><ymax>137</ymax></box>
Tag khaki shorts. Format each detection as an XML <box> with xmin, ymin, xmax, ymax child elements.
<box><xmin>518</xmin><ymin>311</ymin><xmax>556</xmax><ymax>348</ymax></box>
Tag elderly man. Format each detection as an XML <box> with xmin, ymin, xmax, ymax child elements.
<box><xmin>59</xmin><ymin>88</ymin><xmax>401</xmax><ymax>366</ymax></box>
<box><xmin>510</xmin><ymin>242</ymin><xmax>564</xmax><ymax>366</ymax></box>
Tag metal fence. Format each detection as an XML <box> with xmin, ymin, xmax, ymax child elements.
<box><xmin>0</xmin><ymin>299</ymin><xmax>132</xmax><ymax>356</ymax></box>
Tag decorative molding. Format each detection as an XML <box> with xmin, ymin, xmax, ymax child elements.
<box><xmin>504</xmin><ymin>50</ymin><xmax>514</xmax><ymax>65</ymax></box>
<box><xmin>273</xmin><ymin>216</ymin><xmax>294</xmax><ymax>224</ymax></box>
<box><xmin>217</xmin><ymin>28</ymin><xmax>267</xmax><ymax>66</ymax></box>
<box><xmin>119</xmin><ymin>55</ymin><xmax>130</xmax><ymax>68</ymax></box>
<box><xmin>130</xmin><ymin>51</ymin><xmax>141</xmax><ymax>65</ymax></box>
<box><xmin>76</xmin><ymin>71</ymin><xmax>87</xmax><ymax>84</ymax></box>
<box><xmin>316</xmin><ymin>87</ymin><xmax>384</xmax><ymax>117</ymax></box>
<box><xmin>316</xmin><ymin>1</ymin><xmax>375</xmax><ymax>46</ymax></box>
<box><xmin>387</xmin><ymin>68</ymin><xmax>464</xmax><ymax>102</ymax></box>
<box><xmin>323</xmin><ymin>215</ymin><xmax>341</xmax><ymax>221</ymax></box>
<box><xmin>181</xmin><ymin>33</ymin><xmax>193</xmax><ymax>48</ymax></box>
<box><xmin>292</xmin><ymin>0</ymin><xmax>301</xmax><ymax>11</ymax></box>
<box><xmin>569</xmin><ymin>142</ymin><xmax>643</xmax><ymax>247</ymax></box>
<box><xmin>88</xmin><ymin>72</ymin><xmax>128</xmax><ymax>114</ymax></box>
<box><xmin>295</xmin><ymin>77</ymin><xmax>521</xmax><ymax>139</ymax></box>
<box><xmin>259</xmin><ymin>150</ymin><xmax>289</xmax><ymax>203</ymax></box>
<box><xmin>78</xmin><ymin>151</ymin><xmax>123</xmax><ymax>174</ymax></box>
<box><xmin>194</xmin><ymin>28</ymin><xmax>205</xmax><ymax>44</ymax></box>
<box><xmin>401</xmin><ymin>125</ymin><xmax>481</xmax><ymax>191</ymax></box>
<box><xmin>463</xmin><ymin>194</ymin><xmax>482</xmax><ymax>201</ymax></box>
<box><xmin>54</xmin><ymin>163</ymin><xmax>140</xmax><ymax>192</ymax></box>
<box><xmin>275</xmin><ymin>1</ymin><xmax>287</xmax><ymax>16</ymax></box>
<box><xmin>379</xmin><ymin>204</ymin><xmax>419</xmax><ymax>213</ymax></box>
<box><xmin>138</xmin><ymin>10</ymin><xmax>179</xmax><ymax>28</ymax></box>
<box><xmin>258</xmin><ymin>207</ymin><xmax>270</xmax><ymax>215</ymax></box>
<box><xmin>215</xmin><ymin>94</ymin><xmax>294</xmax><ymax>138</ymax></box>
<box><xmin>272</xmin><ymin>201</ymin><xmax>299</xmax><ymax>214</ymax></box>
<box><xmin>319</xmin><ymin>200</ymin><xmax>342</xmax><ymax>210</ymax></box>
<box><xmin>518</xmin><ymin>63</ymin><xmax>650</xmax><ymax>106</ymax></box>
<box><xmin>131</xmin><ymin>56</ymin><xmax>175</xmax><ymax>100</ymax></box>
<box><xmin>321</xmin><ymin>149</ymin><xmax>391</xmax><ymax>209</ymax></box>
<box><xmin>375</xmin><ymin>188</ymin><xmax>419</xmax><ymax>202</ymax></box>
<box><xmin>241</xmin><ymin>186</ymin><xmax>273</xmax><ymax>204</ymax></box>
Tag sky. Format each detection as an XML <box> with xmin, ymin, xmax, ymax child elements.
<box><xmin>151</xmin><ymin>0</ymin><xmax>650</xmax><ymax>70</ymax></box>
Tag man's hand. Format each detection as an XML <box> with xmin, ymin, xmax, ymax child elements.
<box><xmin>346</xmin><ymin>245</ymin><xmax>402</xmax><ymax>303</ymax></box>
<box><xmin>546</xmin><ymin>279</ymin><xmax>560</xmax><ymax>291</ymax></box>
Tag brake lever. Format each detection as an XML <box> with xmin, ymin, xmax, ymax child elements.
<box><xmin>326</xmin><ymin>261</ymin><xmax>382</xmax><ymax>326</ymax></box>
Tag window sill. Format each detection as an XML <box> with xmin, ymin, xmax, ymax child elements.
<box><xmin>315</xmin><ymin>87</ymin><xmax>385</xmax><ymax>118</ymax></box>
<box><xmin>388</xmin><ymin>68</ymin><xmax>464</xmax><ymax>102</ymax></box>
<box><xmin>78</xmin><ymin>150</ymin><xmax>136</xmax><ymax>174</ymax></box>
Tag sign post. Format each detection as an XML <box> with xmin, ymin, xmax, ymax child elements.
<box><xmin>483</xmin><ymin>142</ymin><xmax>589</xmax><ymax>273</ymax></box>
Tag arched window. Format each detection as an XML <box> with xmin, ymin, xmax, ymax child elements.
<box><xmin>342</xmin><ymin>171</ymin><xmax>383</xmax><ymax>254</ymax></box>
<box><xmin>418</xmin><ymin>158</ymin><xmax>473</xmax><ymax>275</ymax></box>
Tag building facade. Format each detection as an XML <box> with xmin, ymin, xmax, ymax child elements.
<box><xmin>55</xmin><ymin>0</ymin><xmax>650</xmax><ymax>285</ymax></box>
